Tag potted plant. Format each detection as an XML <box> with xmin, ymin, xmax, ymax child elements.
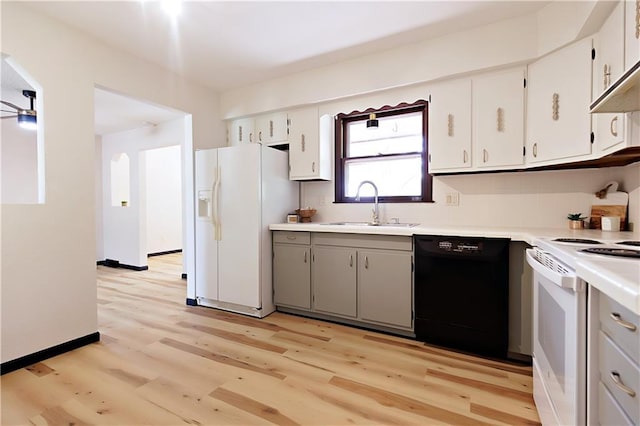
<box><xmin>567</xmin><ymin>213</ymin><xmax>586</xmax><ymax>229</ymax></box>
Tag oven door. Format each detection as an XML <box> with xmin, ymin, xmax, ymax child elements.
<box><xmin>529</xmin><ymin>251</ymin><xmax>586</xmax><ymax>426</ymax></box>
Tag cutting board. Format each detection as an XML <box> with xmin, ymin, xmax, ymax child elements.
<box><xmin>589</xmin><ymin>182</ymin><xmax>628</xmax><ymax>230</ymax></box>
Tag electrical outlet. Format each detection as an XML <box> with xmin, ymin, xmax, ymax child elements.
<box><xmin>445</xmin><ymin>192</ymin><xmax>459</xmax><ymax>206</ymax></box>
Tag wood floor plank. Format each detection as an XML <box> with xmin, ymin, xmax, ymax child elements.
<box><xmin>0</xmin><ymin>254</ymin><xmax>540</xmax><ymax>425</ymax></box>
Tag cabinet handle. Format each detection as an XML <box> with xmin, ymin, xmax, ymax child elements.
<box><xmin>304</xmin><ymin>251</ymin><xmax>307</xmax><ymax>263</ymax></box>
<box><xmin>249</xmin><ymin>132</ymin><xmax>253</xmax><ymax>143</ymax></box>
<box><xmin>610</xmin><ymin>312</ymin><xmax>637</xmax><ymax>331</ymax></box>
<box><xmin>349</xmin><ymin>254</ymin><xmax>353</xmax><ymax>267</ymax></box>
<box><xmin>496</xmin><ymin>107</ymin><xmax>504</xmax><ymax>132</ymax></box>
<box><xmin>604</xmin><ymin>64</ymin><xmax>611</xmax><ymax>90</ymax></box>
<box><xmin>301</xmin><ymin>134</ymin><xmax>306</xmax><ymax>152</ymax></box>
<box><xmin>239</xmin><ymin>125</ymin><xmax>243</xmax><ymax>142</ymax></box>
<box><xmin>533</xmin><ymin>143</ymin><xmax>538</xmax><ymax>158</ymax></box>
<box><xmin>610</xmin><ymin>371</ymin><xmax>637</xmax><ymax>397</ymax></box>
<box><xmin>610</xmin><ymin>116</ymin><xmax>619</xmax><ymax>137</ymax></box>
<box><xmin>365</xmin><ymin>256</ymin><xmax>369</xmax><ymax>269</ymax></box>
<box><xmin>483</xmin><ymin>149</ymin><xmax>488</xmax><ymax>163</ymax></box>
<box><xmin>312</xmin><ymin>162</ymin><xmax>316</xmax><ymax>173</ymax></box>
<box><xmin>269</xmin><ymin>120</ymin><xmax>274</xmax><ymax>137</ymax></box>
<box><xmin>447</xmin><ymin>114</ymin><xmax>454</xmax><ymax>137</ymax></box>
<box><xmin>463</xmin><ymin>150</ymin><xmax>468</xmax><ymax>163</ymax></box>
<box><xmin>258</xmin><ymin>131</ymin><xmax>263</xmax><ymax>142</ymax></box>
<box><xmin>286</xmin><ymin>236</ymin><xmax>296</xmax><ymax>241</ymax></box>
<box><xmin>552</xmin><ymin>93</ymin><xmax>559</xmax><ymax>121</ymax></box>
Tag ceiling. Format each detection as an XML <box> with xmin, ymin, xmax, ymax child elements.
<box><xmin>10</xmin><ymin>1</ymin><xmax>550</xmax><ymax>134</ymax></box>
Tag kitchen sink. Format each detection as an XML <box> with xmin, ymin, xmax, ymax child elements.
<box><xmin>321</xmin><ymin>221</ymin><xmax>419</xmax><ymax>228</ymax></box>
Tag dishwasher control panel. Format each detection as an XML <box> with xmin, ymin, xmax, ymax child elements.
<box><xmin>438</xmin><ymin>240</ymin><xmax>483</xmax><ymax>253</ymax></box>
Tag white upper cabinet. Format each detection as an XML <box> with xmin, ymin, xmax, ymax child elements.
<box><xmin>229</xmin><ymin>113</ymin><xmax>288</xmax><ymax>146</ymax></box>
<box><xmin>526</xmin><ymin>37</ymin><xmax>594</xmax><ymax>165</ymax></box>
<box><xmin>255</xmin><ymin>112</ymin><xmax>288</xmax><ymax>146</ymax></box>
<box><xmin>428</xmin><ymin>78</ymin><xmax>472</xmax><ymax>172</ymax></box>
<box><xmin>593</xmin><ymin>2</ymin><xmax>626</xmax><ymax>153</ymax></box>
<box><xmin>229</xmin><ymin>117</ymin><xmax>255</xmax><ymax>145</ymax></box>
<box><xmin>288</xmin><ymin>107</ymin><xmax>332</xmax><ymax>181</ymax></box>
<box><xmin>625</xmin><ymin>0</ymin><xmax>640</xmax><ymax>67</ymax></box>
<box><xmin>472</xmin><ymin>67</ymin><xmax>525</xmax><ymax>169</ymax></box>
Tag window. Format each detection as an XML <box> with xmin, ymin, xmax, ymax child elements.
<box><xmin>334</xmin><ymin>100</ymin><xmax>431</xmax><ymax>203</ymax></box>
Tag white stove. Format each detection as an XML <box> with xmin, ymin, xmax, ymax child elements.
<box><xmin>534</xmin><ymin>238</ymin><xmax>640</xmax><ymax>269</ymax></box>
<box><xmin>527</xmin><ymin>237</ymin><xmax>639</xmax><ymax>425</ymax></box>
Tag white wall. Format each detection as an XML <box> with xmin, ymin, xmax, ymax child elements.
<box><xmin>145</xmin><ymin>145</ymin><xmax>182</xmax><ymax>254</ymax></box>
<box><xmin>302</xmin><ymin>163</ymin><xmax>640</xmax><ymax>230</ymax></box>
<box><xmin>1</xmin><ymin>3</ymin><xmax>223</xmax><ymax>364</ymax></box>
<box><xmin>101</xmin><ymin>119</ymin><xmax>185</xmax><ymax>268</ymax></box>
<box><xmin>95</xmin><ymin>135</ymin><xmax>104</xmax><ymax>261</ymax></box>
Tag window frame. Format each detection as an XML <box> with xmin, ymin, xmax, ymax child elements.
<box><xmin>334</xmin><ymin>100</ymin><xmax>432</xmax><ymax>203</ymax></box>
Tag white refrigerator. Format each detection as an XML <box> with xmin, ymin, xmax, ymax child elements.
<box><xmin>194</xmin><ymin>143</ymin><xmax>297</xmax><ymax>317</ymax></box>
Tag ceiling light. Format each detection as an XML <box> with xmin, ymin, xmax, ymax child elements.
<box><xmin>161</xmin><ymin>0</ymin><xmax>182</xmax><ymax>17</ymax></box>
<box><xmin>17</xmin><ymin>111</ymin><xmax>37</xmax><ymax>130</ymax></box>
<box><xmin>366</xmin><ymin>113</ymin><xmax>379</xmax><ymax>128</ymax></box>
<box><xmin>1</xmin><ymin>89</ymin><xmax>37</xmax><ymax>131</ymax></box>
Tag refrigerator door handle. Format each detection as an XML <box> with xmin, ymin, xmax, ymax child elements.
<box><xmin>213</xmin><ymin>167</ymin><xmax>222</xmax><ymax>241</ymax></box>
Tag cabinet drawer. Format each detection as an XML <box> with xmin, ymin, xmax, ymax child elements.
<box><xmin>273</xmin><ymin>231</ymin><xmax>311</xmax><ymax>245</ymax></box>
<box><xmin>312</xmin><ymin>233</ymin><xmax>412</xmax><ymax>251</ymax></box>
<box><xmin>600</xmin><ymin>294</ymin><xmax>640</xmax><ymax>364</ymax></box>
<box><xmin>598</xmin><ymin>382</ymin><xmax>634</xmax><ymax>426</ymax></box>
<box><xmin>599</xmin><ymin>332</ymin><xmax>639</xmax><ymax>422</ymax></box>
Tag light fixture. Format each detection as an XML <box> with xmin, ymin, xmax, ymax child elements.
<box><xmin>17</xmin><ymin>111</ymin><xmax>37</xmax><ymax>130</ymax></box>
<box><xmin>161</xmin><ymin>0</ymin><xmax>182</xmax><ymax>17</ymax></box>
<box><xmin>366</xmin><ymin>113</ymin><xmax>378</xmax><ymax>128</ymax></box>
<box><xmin>1</xmin><ymin>89</ymin><xmax>37</xmax><ymax>131</ymax></box>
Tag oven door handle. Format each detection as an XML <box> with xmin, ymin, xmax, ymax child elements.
<box><xmin>525</xmin><ymin>249</ymin><xmax>581</xmax><ymax>292</ymax></box>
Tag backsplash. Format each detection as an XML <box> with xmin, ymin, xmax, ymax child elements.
<box><xmin>301</xmin><ymin>163</ymin><xmax>640</xmax><ymax>231</ymax></box>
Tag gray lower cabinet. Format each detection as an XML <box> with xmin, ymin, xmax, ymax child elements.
<box><xmin>312</xmin><ymin>246</ymin><xmax>357</xmax><ymax>317</ymax></box>
<box><xmin>272</xmin><ymin>231</ymin><xmax>414</xmax><ymax>334</ymax></box>
<box><xmin>273</xmin><ymin>231</ymin><xmax>311</xmax><ymax>310</ymax></box>
<box><xmin>273</xmin><ymin>244</ymin><xmax>311</xmax><ymax>309</ymax></box>
<box><xmin>358</xmin><ymin>250</ymin><xmax>412</xmax><ymax>328</ymax></box>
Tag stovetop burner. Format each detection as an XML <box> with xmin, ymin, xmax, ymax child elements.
<box><xmin>553</xmin><ymin>238</ymin><xmax>602</xmax><ymax>244</ymax></box>
<box><xmin>617</xmin><ymin>241</ymin><xmax>640</xmax><ymax>247</ymax></box>
<box><xmin>581</xmin><ymin>248</ymin><xmax>640</xmax><ymax>258</ymax></box>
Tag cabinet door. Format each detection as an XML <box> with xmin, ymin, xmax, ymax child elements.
<box><xmin>288</xmin><ymin>107</ymin><xmax>320</xmax><ymax>179</ymax></box>
<box><xmin>625</xmin><ymin>0</ymin><xmax>640</xmax><ymax>68</ymax></box>
<box><xmin>312</xmin><ymin>246</ymin><xmax>357</xmax><ymax>317</ymax></box>
<box><xmin>594</xmin><ymin>2</ymin><xmax>626</xmax><ymax>152</ymax></box>
<box><xmin>230</xmin><ymin>118</ymin><xmax>255</xmax><ymax>145</ymax></box>
<box><xmin>358</xmin><ymin>250</ymin><xmax>412</xmax><ymax>329</ymax></box>
<box><xmin>273</xmin><ymin>244</ymin><xmax>311</xmax><ymax>310</ymax></box>
<box><xmin>256</xmin><ymin>112</ymin><xmax>288</xmax><ymax>145</ymax></box>
<box><xmin>526</xmin><ymin>37</ymin><xmax>593</xmax><ymax>164</ymax></box>
<box><xmin>428</xmin><ymin>79</ymin><xmax>472</xmax><ymax>171</ymax></box>
<box><xmin>473</xmin><ymin>68</ymin><xmax>525</xmax><ymax>168</ymax></box>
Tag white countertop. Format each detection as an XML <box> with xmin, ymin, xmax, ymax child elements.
<box><xmin>270</xmin><ymin>222</ymin><xmax>638</xmax><ymax>246</ymax></box>
<box><xmin>270</xmin><ymin>222</ymin><xmax>640</xmax><ymax>314</ymax></box>
<box><xmin>577</xmin><ymin>256</ymin><xmax>640</xmax><ymax>315</ymax></box>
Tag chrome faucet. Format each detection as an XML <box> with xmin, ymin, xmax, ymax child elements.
<box><xmin>355</xmin><ymin>180</ymin><xmax>380</xmax><ymax>225</ymax></box>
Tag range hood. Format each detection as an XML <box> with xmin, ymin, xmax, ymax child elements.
<box><xmin>590</xmin><ymin>60</ymin><xmax>640</xmax><ymax>113</ymax></box>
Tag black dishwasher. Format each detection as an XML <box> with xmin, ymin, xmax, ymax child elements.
<box><xmin>414</xmin><ymin>235</ymin><xmax>509</xmax><ymax>359</ymax></box>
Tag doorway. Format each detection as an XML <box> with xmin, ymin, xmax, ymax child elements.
<box><xmin>94</xmin><ymin>87</ymin><xmax>192</xmax><ymax>276</ymax></box>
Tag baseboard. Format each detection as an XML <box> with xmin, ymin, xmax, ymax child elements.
<box><xmin>181</xmin><ymin>273</ymin><xmax>187</xmax><ymax>280</ymax></box>
<box><xmin>148</xmin><ymin>249</ymin><xmax>182</xmax><ymax>257</ymax></box>
<box><xmin>97</xmin><ymin>259</ymin><xmax>148</xmax><ymax>271</ymax></box>
<box><xmin>186</xmin><ymin>298</ymin><xmax>197</xmax><ymax>306</ymax></box>
<box><xmin>1</xmin><ymin>331</ymin><xmax>100</xmax><ymax>375</ymax></box>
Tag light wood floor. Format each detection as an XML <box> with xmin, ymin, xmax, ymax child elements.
<box><xmin>1</xmin><ymin>253</ymin><xmax>540</xmax><ymax>425</ymax></box>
